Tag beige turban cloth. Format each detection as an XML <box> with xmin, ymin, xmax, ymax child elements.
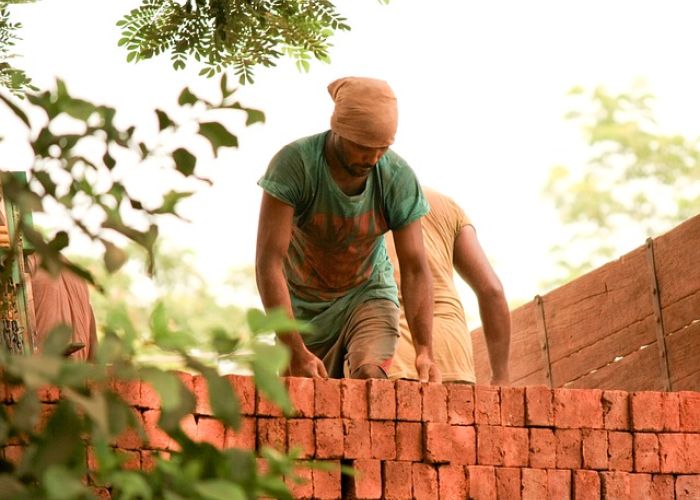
<box><xmin>328</xmin><ymin>76</ymin><xmax>398</xmax><ymax>148</ymax></box>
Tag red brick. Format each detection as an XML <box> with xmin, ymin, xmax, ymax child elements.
<box><xmin>315</xmin><ymin>378</ymin><xmax>341</xmax><ymax>418</ymax></box>
<box><xmin>196</xmin><ymin>417</ymin><xmax>225</xmax><ymax>449</ymax></box>
<box><xmin>521</xmin><ymin>468</ymin><xmax>547</xmax><ymax>500</ymax></box>
<box><xmin>500</xmin><ymin>386</ymin><xmax>525</xmax><ymax>426</ymax></box>
<box><xmin>370</xmin><ymin>420</ymin><xmax>395</xmax><ymax>460</ymax></box>
<box><xmin>5</xmin><ymin>383</ymin><xmax>24</xmax><ymax>403</ymax></box>
<box><xmin>634</xmin><ymin>433</ymin><xmax>659</xmax><ymax>472</ymax></box>
<box><xmin>109</xmin><ymin>378</ymin><xmax>140</xmax><ymax>407</ymax></box>
<box><xmin>467</xmin><ymin>465</ymin><xmax>496</xmax><ymax>500</ymax></box>
<box><xmin>225</xmin><ymin>416</ymin><xmax>256</xmax><ymax>450</ymax></box>
<box><xmin>396</xmin><ymin>379</ymin><xmax>422</xmax><ymax>421</ymax></box>
<box><xmin>424</xmin><ymin>422</ymin><xmax>452</xmax><ymax>463</ymax></box>
<box><xmin>525</xmin><ymin>385</ymin><xmax>553</xmax><ymax>426</ymax></box>
<box><xmin>3</xmin><ymin>445</ymin><xmax>23</xmax><ymax>466</ymax></box>
<box><xmin>495</xmin><ymin>467</ymin><xmax>520</xmax><ymax>500</ymax></box>
<box><xmin>475</xmin><ymin>386</ymin><xmax>500</xmax><ymax>425</ymax></box>
<box><xmin>447</xmin><ymin>383</ymin><xmax>474</xmax><ymax>425</ymax></box>
<box><xmin>181</xmin><ymin>413</ymin><xmax>197</xmax><ymax>442</ymax></box>
<box><xmin>679</xmin><ymin>391</ymin><xmax>700</xmax><ymax>432</ymax></box>
<box><xmin>115</xmin><ymin>449</ymin><xmax>141</xmax><ymax>470</ymax></box>
<box><xmin>608</xmin><ymin>431</ymin><xmax>633</xmax><ymax>471</ymax></box>
<box><xmin>368</xmin><ymin>379</ymin><xmax>396</xmax><ymax>420</ymax></box>
<box><xmin>258</xmin><ymin>417</ymin><xmax>287</xmax><ymax>452</ymax></box>
<box><xmin>313</xmin><ymin>461</ymin><xmax>341</xmax><ymax>500</ymax></box>
<box><xmin>412</xmin><ymin>463</ymin><xmax>438</xmax><ymax>500</ymax></box>
<box><xmin>439</xmin><ymin>464</ymin><xmax>468</xmax><ymax>500</ymax></box>
<box><xmin>287</xmin><ymin>419</ymin><xmax>315</xmax><ymax>459</ymax></box>
<box><xmin>37</xmin><ymin>384</ymin><xmax>60</xmax><ymax>403</ymax></box>
<box><xmin>477</xmin><ymin>425</ymin><xmax>503</xmax><ymax>466</ymax></box>
<box><xmin>687</xmin><ymin>433</ymin><xmax>700</xmax><ymax>473</ymax></box>
<box><xmin>344</xmin><ymin>419</ymin><xmax>371</xmax><ymax>460</ymax></box>
<box><xmin>601</xmin><ymin>471</ymin><xmax>630</xmax><ymax>499</ymax></box>
<box><xmin>383</xmin><ymin>461</ymin><xmax>412</xmax><ymax>500</ymax></box>
<box><xmin>451</xmin><ymin>425</ymin><xmax>476</xmax><ymax>465</ymax></box>
<box><xmin>421</xmin><ymin>383</ymin><xmax>447</xmax><ymax>423</ymax></box>
<box><xmin>287</xmin><ymin>377</ymin><xmax>315</xmax><ymax>417</ymax></box>
<box><xmin>92</xmin><ymin>487</ymin><xmax>111</xmax><ymax>499</ymax></box>
<box><xmin>528</xmin><ymin>428</ymin><xmax>556</xmax><ymax>469</ymax></box>
<box><xmin>285</xmin><ymin>461</ymin><xmax>313</xmax><ymax>499</ymax></box>
<box><xmin>548</xmin><ymin>469</ymin><xmax>571</xmax><ymax>499</ymax></box>
<box><xmin>142</xmin><ymin>410</ymin><xmax>174</xmax><ymax>450</ymax></box>
<box><xmin>347</xmin><ymin>459</ymin><xmax>382</xmax><ymax>500</ymax></box>
<box><xmin>628</xmin><ymin>473</ymin><xmax>652</xmax><ymax>499</ymax></box>
<box><xmin>630</xmin><ymin>391</ymin><xmax>680</xmax><ymax>432</ymax></box>
<box><xmin>141</xmin><ymin>450</ymin><xmax>165</xmax><ymax>472</ymax></box>
<box><xmin>659</xmin><ymin>433</ymin><xmax>687</xmax><ymax>473</ymax></box>
<box><xmin>192</xmin><ymin>376</ymin><xmax>212</xmax><ymax>415</ymax></box>
<box><xmin>602</xmin><ymin>390</ymin><xmax>629</xmax><ymax>430</ymax></box>
<box><xmin>341</xmin><ymin>379</ymin><xmax>368</xmax><ymax>420</ymax></box>
<box><xmin>582</xmin><ymin>429</ymin><xmax>607</xmax><ymax>470</ymax></box>
<box><xmin>556</xmin><ymin>428</ymin><xmax>582</xmax><ymax>469</ymax></box>
<box><xmin>395</xmin><ymin>421</ymin><xmax>422</xmax><ymax>461</ymax></box>
<box><xmin>227</xmin><ymin>375</ymin><xmax>255</xmax><ymax>415</ymax></box>
<box><xmin>573</xmin><ymin>469</ymin><xmax>601</xmax><ymax>500</ymax></box>
<box><xmin>651</xmin><ymin>474</ymin><xmax>674</xmax><ymax>499</ymax></box>
<box><xmin>502</xmin><ymin>426</ymin><xmax>529</xmax><ymax>467</ymax></box>
<box><xmin>257</xmin><ymin>388</ymin><xmax>283</xmax><ymax>417</ymax></box>
<box><xmin>554</xmin><ymin>388</ymin><xmax>603</xmax><ymax>429</ymax></box>
<box><xmin>315</xmin><ymin>418</ymin><xmax>343</xmax><ymax>459</ymax></box>
<box><xmin>676</xmin><ymin>475</ymin><xmax>700</xmax><ymax>500</ymax></box>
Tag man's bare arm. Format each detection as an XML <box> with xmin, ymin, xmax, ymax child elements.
<box><xmin>392</xmin><ymin>219</ymin><xmax>441</xmax><ymax>383</ymax></box>
<box><xmin>453</xmin><ymin>225</ymin><xmax>511</xmax><ymax>385</ymax></box>
<box><xmin>255</xmin><ymin>192</ymin><xmax>328</xmax><ymax>378</ymax></box>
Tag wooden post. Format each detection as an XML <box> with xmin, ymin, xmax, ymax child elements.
<box><xmin>645</xmin><ymin>237</ymin><xmax>673</xmax><ymax>391</ymax></box>
<box><xmin>534</xmin><ymin>295</ymin><xmax>553</xmax><ymax>388</ymax></box>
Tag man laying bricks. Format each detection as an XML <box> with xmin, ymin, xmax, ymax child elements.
<box><xmin>256</xmin><ymin>76</ymin><xmax>439</xmax><ymax>382</ymax></box>
<box><xmin>386</xmin><ymin>188</ymin><xmax>511</xmax><ymax>385</ymax></box>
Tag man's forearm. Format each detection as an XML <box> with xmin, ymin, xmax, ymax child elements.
<box><xmin>401</xmin><ymin>269</ymin><xmax>434</xmax><ymax>355</ymax></box>
<box><xmin>479</xmin><ymin>294</ymin><xmax>511</xmax><ymax>382</ymax></box>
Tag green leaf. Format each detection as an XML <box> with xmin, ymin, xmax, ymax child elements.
<box><xmin>246</xmin><ymin>308</ymin><xmax>313</xmax><ymax>335</ymax></box>
<box><xmin>250</xmin><ymin>343</ymin><xmax>292</xmax><ymax>414</ymax></box>
<box><xmin>103</xmin><ymin>240</ymin><xmax>128</xmax><ymax>273</ymax></box>
<box><xmin>62</xmin><ymin>98</ymin><xmax>95</xmax><ymax>121</ymax></box>
<box><xmin>198</xmin><ymin>122</ymin><xmax>238</xmax><ymax>156</ymax></box>
<box><xmin>0</xmin><ymin>92</ymin><xmax>31</xmax><ymax>127</ymax></box>
<box><xmin>41</xmin><ymin>325</ymin><xmax>73</xmax><ymax>356</ymax></box>
<box><xmin>155</xmin><ymin>109</ymin><xmax>174</xmax><ymax>130</ymax></box>
<box><xmin>62</xmin><ymin>387</ymin><xmax>110</xmax><ymax>435</ymax></box>
<box><xmin>244</xmin><ymin>108</ymin><xmax>265</xmax><ymax>126</ymax></box>
<box><xmin>109</xmin><ymin>471</ymin><xmax>153</xmax><ymax>500</ymax></box>
<box><xmin>44</xmin><ymin>465</ymin><xmax>91</xmax><ymax>500</ymax></box>
<box><xmin>187</xmin><ymin>358</ymin><xmax>240</xmax><ymax>429</ymax></box>
<box><xmin>173</xmin><ymin>148</ymin><xmax>197</xmax><ymax>176</ymax></box>
<box><xmin>194</xmin><ymin>480</ymin><xmax>246</xmax><ymax>500</ymax></box>
<box><xmin>178</xmin><ymin>87</ymin><xmax>198</xmax><ymax>106</ymax></box>
<box><xmin>153</xmin><ymin>190</ymin><xmax>194</xmax><ymax>215</ymax></box>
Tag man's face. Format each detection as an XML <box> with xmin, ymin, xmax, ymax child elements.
<box><xmin>334</xmin><ymin>135</ymin><xmax>389</xmax><ymax>179</ymax></box>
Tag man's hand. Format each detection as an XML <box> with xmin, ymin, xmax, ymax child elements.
<box><xmin>415</xmin><ymin>352</ymin><xmax>442</xmax><ymax>383</ymax></box>
<box><xmin>288</xmin><ymin>350</ymin><xmax>329</xmax><ymax>378</ymax></box>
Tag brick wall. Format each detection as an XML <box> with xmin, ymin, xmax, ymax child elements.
<box><xmin>5</xmin><ymin>375</ymin><xmax>699</xmax><ymax>499</ymax></box>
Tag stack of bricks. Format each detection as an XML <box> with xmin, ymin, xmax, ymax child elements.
<box><xmin>2</xmin><ymin>375</ymin><xmax>700</xmax><ymax>499</ymax></box>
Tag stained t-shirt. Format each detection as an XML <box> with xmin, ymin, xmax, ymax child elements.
<box><xmin>385</xmin><ymin>188</ymin><xmax>476</xmax><ymax>382</ymax></box>
<box><xmin>258</xmin><ymin>131</ymin><xmax>429</xmax><ymax>347</ymax></box>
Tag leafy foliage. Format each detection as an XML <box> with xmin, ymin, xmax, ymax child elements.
<box><xmin>0</xmin><ymin>1</ymin><xmax>36</xmax><ymax>96</ymax></box>
<box><xmin>117</xmin><ymin>0</ymin><xmax>351</xmax><ymax>83</ymax></box>
<box><xmin>0</xmin><ymin>73</ymin><xmax>263</xmax><ymax>283</ymax></box>
<box><xmin>542</xmin><ymin>85</ymin><xmax>700</xmax><ymax>287</ymax></box>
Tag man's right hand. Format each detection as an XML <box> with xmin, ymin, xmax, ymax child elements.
<box><xmin>288</xmin><ymin>350</ymin><xmax>329</xmax><ymax>378</ymax></box>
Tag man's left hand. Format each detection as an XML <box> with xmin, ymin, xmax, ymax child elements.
<box><xmin>415</xmin><ymin>352</ymin><xmax>442</xmax><ymax>384</ymax></box>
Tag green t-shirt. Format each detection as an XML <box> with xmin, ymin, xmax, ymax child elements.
<box><xmin>258</xmin><ymin>131</ymin><xmax>428</xmax><ymax>346</ymax></box>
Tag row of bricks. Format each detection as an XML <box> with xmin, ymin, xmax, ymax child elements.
<box><xmin>7</xmin><ymin>442</ymin><xmax>697</xmax><ymax>500</ymax></box>
<box><xmin>14</xmin><ymin>402</ymin><xmax>688</xmax><ymax>476</ymax></box>
<box><xmin>5</xmin><ymin>375</ymin><xmax>699</xmax><ymax>432</ymax></box>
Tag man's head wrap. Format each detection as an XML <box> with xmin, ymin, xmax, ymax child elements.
<box><xmin>328</xmin><ymin>76</ymin><xmax>398</xmax><ymax>148</ymax></box>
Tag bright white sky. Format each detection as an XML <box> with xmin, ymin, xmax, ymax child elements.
<box><xmin>3</xmin><ymin>0</ymin><xmax>700</xmax><ymax>321</ymax></box>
